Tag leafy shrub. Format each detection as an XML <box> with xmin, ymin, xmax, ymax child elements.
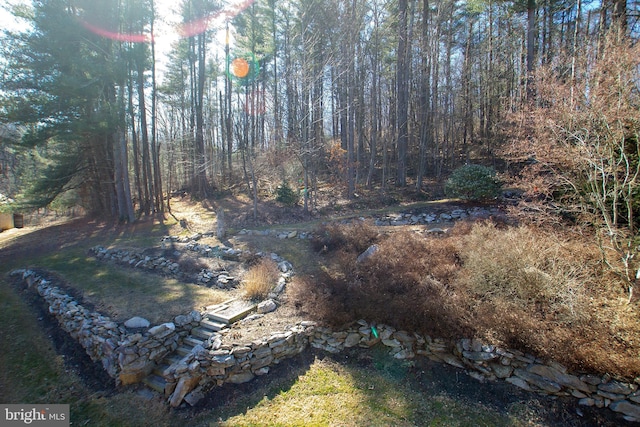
<box><xmin>275</xmin><ymin>181</ymin><xmax>299</xmax><ymax>206</ymax></box>
<box><xmin>445</xmin><ymin>164</ymin><xmax>501</xmax><ymax>201</ymax></box>
<box><xmin>241</xmin><ymin>258</ymin><xmax>280</xmax><ymax>300</ymax></box>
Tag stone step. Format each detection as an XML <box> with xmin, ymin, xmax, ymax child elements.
<box><xmin>184</xmin><ymin>336</ymin><xmax>205</xmax><ymax>348</ymax></box>
<box><xmin>165</xmin><ymin>354</ymin><xmax>183</xmax><ymax>366</ymax></box>
<box><xmin>199</xmin><ymin>319</ymin><xmax>226</xmax><ymax>332</ymax></box>
<box><xmin>153</xmin><ymin>363</ymin><xmax>170</xmax><ymax>377</ymax></box>
<box><xmin>205</xmin><ymin>298</ymin><xmax>257</xmax><ymax>324</ymax></box>
<box><xmin>191</xmin><ymin>326</ymin><xmax>216</xmax><ymax>340</ymax></box>
<box><xmin>204</xmin><ymin>298</ymin><xmax>237</xmax><ymax>313</ymax></box>
<box><xmin>176</xmin><ymin>345</ymin><xmax>193</xmax><ymax>357</ymax></box>
<box><xmin>143</xmin><ymin>374</ymin><xmax>166</xmax><ymax>394</ymax></box>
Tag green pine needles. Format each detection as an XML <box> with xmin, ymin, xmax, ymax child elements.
<box><xmin>445</xmin><ymin>164</ymin><xmax>502</xmax><ymax>202</ymax></box>
<box><xmin>275</xmin><ymin>181</ymin><xmax>299</xmax><ymax>206</ymax></box>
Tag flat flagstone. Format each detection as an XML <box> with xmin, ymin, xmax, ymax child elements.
<box><xmin>205</xmin><ymin>298</ymin><xmax>257</xmax><ymax>324</ymax></box>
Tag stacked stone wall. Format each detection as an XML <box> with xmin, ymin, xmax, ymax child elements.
<box><xmin>10</xmin><ymin>269</ymin><xmax>640</xmax><ymax>421</ymax></box>
<box><xmin>11</xmin><ymin>269</ymin><xmax>199</xmax><ymax>385</ymax></box>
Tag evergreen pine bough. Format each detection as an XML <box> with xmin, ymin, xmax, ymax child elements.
<box><xmin>275</xmin><ymin>182</ymin><xmax>299</xmax><ymax>206</ymax></box>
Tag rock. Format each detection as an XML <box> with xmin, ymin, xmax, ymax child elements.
<box><xmin>170</xmin><ymin>375</ymin><xmax>202</xmax><ymax>408</ymax></box>
<box><xmin>578</xmin><ymin>398</ymin><xmax>595</xmax><ymax>407</ymax></box>
<box><xmin>148</xmin><ymin>322</ymin><xmax>176</xmax><ymax>338</ymax></box>
<box><xmin>393</xmin><ymin>330</ymin><xmax>416</xmax><ymax>344</ymax></box>
<box><xmin>489</xmin><ymin>363</ymin><xmax>514</xmax><ymax>379</ymax></box>
<box><xmin>242</xmin><ymin>313</ymin><xmax>265</xmax><ymax>323</ymax></box>
<box><xmin>357</xmin><ymin>245</ymin><xmax>379</xmax><ymax>263</ymax></box>
<box><xmin>287</xmin><ymin>231</ymin><xmax>298</xmax><ymax>239</ymax></box>
<box><xmin>344</xmin><ymin>332</ymin><xmax>361</xmax><ymax>348</ymax></box>
<box><xmin>278</xmin><ymin>261</ymin><xmax>293</xmax><ymax>273</ymax></box>
<box><xmin>227</xmin><ymin>371</ymin><xmax>255</xmax><ymax>384</ymax></box>
<box><xmin>427</xmin><ymin>228</ymin><xmax>447</xmax><ymax>234</ymax></box>
<box><xmin>190</xmin><ymin>310</ymin><xmax>202</xmax><ymax>323</ymax></box>
<box><xmin>599</xmin><ymin>381</ymin><xmax>638</xmax><ymax>395</ymax></box>
<box><xmin>184</xmin><ymin>387</ymin><xmax>205</xmax><ymax>406</ymax></box>
<box><xmin>273</xmin><ymin>277</ymin><xmax>287</xmax><ymax>294</ymax></box>
<box><xmin>393</xmin><ymin>349</ymin><xmax>415</xmax><ymax>360</ymax></box>
<box><xmin>257</xmin><ymin>299</ymin><xmax>277</xmax><ymax>314</ymax></box>
<box><xmin>610</xmin><ymin>401</ymin><xmax>640</xmax><ymax>419</ymax></box>
<box><xmin>463</xmin><ymin>351</ymin><xmax>498</xmax><ymax>362</ymax></box>
<box><xmin>506</xmin><ymin>376</ymin><xmax>534</xmax><ymax>391</ymax></box>
<box><xmin>527</xmin><ymin>364</ymin><xmax>591</xmax><ymax>394</ymax></box>
<box><xmin>190</xmin><ymin>344</ymin><xmax>207</xmax><ymax>357</ymax></box>
<box><xmin>254</xmin><ymin>367</ymin><xmax>270</xmax><ymax>376</ymax></box>
<box><xmin>580</xmin><ymin>374</ymin><xmax>602</xmax><ymax>386</ymax></box>
<box><xmin>439</xmin><ymin>354</ymin><xmax>465</xmax><ymax>369</ymax></box>
<box><xmin>174</xmin><ymin>314</ymin><xmax>191</xmax><ymax>327</ymax></box>
<box><xmin>513</xmin><ymin>369</ymin><xmax>562</xmax><ymax>393</ymax></box>
<box><xmin>118</xmin><ymin>358</ymin><xmax>152</xmax><ymax>385</ymax></box>
<box><xmin>381</xmin><ymin>338</ymin><xmax>401</xmax><ymax>348</ymax></box>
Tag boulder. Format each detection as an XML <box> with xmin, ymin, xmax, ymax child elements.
<box><xmin>148</xmin><ymin>322</ymin><xmax>175</xmax><ymax>338</ymax></box>
<box><xmin>257</xmin><ymin>299</ymin><xmax>277</xmax><ymax>314</ymax></box>
<box><xmin>170</xmin><ymin>375</ymin><xmax>202</xmax><ymax>408</ymax></box>
<box><xmin>125</xmin><ymin>317</ymin><xmax>150</xmax><ymax>329</ymax></box>
<box><xmin>356</xmin><ymin>245</ymin><xmax>379</xmax><ymax>263</ymax></box>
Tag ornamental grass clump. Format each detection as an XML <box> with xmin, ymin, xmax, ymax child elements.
<box><xmin>241</xmin><ymin>258</ymin><xmax>280</xmax><ymax>300</ymax></box>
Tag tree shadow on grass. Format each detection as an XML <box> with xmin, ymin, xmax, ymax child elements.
<box><xmin>189</xmin><ymin>349</ymin><xmax>317</xmax><ymax>421</ymax></box>
<box><xmin>333</xmin><ymin>345</ymin><xmax>628</xmax><ymax>427</ymax></box>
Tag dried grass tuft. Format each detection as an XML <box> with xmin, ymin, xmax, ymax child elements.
<box><xmin>241</xmin><ymin>258</ymin><xmax>280</xmax><ymax>300</ymax></box>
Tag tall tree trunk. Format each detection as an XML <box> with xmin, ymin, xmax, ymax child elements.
<box><xmin>526</xmin><ymin>0</ymin><xmax>537</xmax><ymax>101</ymax></box>
<box><xmin>150</xmin><ymin>0</ymin><xmax>163</xmax><ymax>213</ymax></box>
<box><xmin>136</xmin><ymin>54</ymin><xmax>153</xmax><ymax>214</ymax></box>
<box><xmin>127</xmin><ymin>72</ymin><xmax>143</xmax><ymax>209</ymax></box>
<box><xmin>194</xmin><ymin>31</ymin><xmax>209</xmax><ymax>198</ymax></box>
<box><xmin>416</xmin><ymin>0</ymin><xmax>431</xmax><ymax>191</ymax></box>
<box><xmin>396</xmin><ymin>0</ymin><xmax>409</xmax><ymax>187</ymax></box>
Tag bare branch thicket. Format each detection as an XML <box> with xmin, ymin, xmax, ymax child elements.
<box><xmin>504</xmin><ymin>33</ymin><xmax>640</xmax><ymax>300</ymax></box>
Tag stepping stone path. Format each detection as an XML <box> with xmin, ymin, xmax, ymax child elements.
<box><xmin>142</xmin><ymin>298</ymin><xmax>257</xmax><ymax>395</ymax></box>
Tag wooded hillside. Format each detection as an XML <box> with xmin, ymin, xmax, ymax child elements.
<box><xmin>0</xmin><ymin>0</ymin><xmax>639</xmax><ymax>219</ymax></box>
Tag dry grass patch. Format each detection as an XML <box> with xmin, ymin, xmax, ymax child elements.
<box><xmin>312</xmin><ymin>219</ymin><xmax>379</xmax><ymax>254</ymax></box>
<box><xmin>241</xmin><ymin>258</ymin><xmax>280</xmax><ymax>300</ymax></box>
<box><xmin>459</xmin><ymin>223</ymin><xmax>591</xmax><ymax>319</ymax></box>
<box><xmin>303</xmin><ymin>219</ymin><xmax>640</xmax><ymax>378</ymax></box>
<box><xmin>30</xmin><ymin>253</ymin><xmax>229</xmax><ymax>324</ymax></box>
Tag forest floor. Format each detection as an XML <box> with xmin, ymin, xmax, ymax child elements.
<box><xmin>0</xmin><ymin>190</ymin><xmax>631</xmax><ymax>426</ymax></box>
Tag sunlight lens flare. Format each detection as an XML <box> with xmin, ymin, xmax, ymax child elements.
<box><xmin>79</xmin><ymin>0</ymin><xmax>255</xmax><ymax>43</ymax></box>
<box><xmin>230</xmin><ymin>57</ymin><xmax>250</xmax><ymax>78</ymax></box>
<box><xmin>226</xmin><ymin>52</ymin><xmax>259</xmax><ymax>85</ymax></box>
<box><xmin>79</xmin><ymin>21</ymin><xmax>153</xmax><ymax>43</ymax></box>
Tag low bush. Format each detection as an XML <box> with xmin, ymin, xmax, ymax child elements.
<box><xmin>445</xmin><ymin>164</ymin><xmax>501</xmax><ymax>201</ymax></box>
<box><xmin>459</xmin><ymin>223</ymin><xmax>590</xmax><ymax>313</ymax></box>
<box><xmin>297</xmin><ymin>219</ymin><xmax>640</xmax><ymax>378</ymax></box>
<box><xmin>275</xmin><ymin>181</ymin><xmax>299</xmax><ymax>206</ymax></box>
<box><xmin>241</xmin><ymin>258</ymin><xmax>280</xmax><ymax>300</ymax></box>
<box><xmin>311</xmin><ymin>220</ymin><xmax>379</xmax><ymax>254</ymax></box>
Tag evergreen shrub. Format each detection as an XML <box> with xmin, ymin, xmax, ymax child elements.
<box><xmin>275</xmin><ymin>181</ymin><xmax>299</xmax><ymax>206</ymax></box>
<box><xmin>445</xmin><ymin>164</ymin><xmax>501</xmax><ymax>201</ymax></box>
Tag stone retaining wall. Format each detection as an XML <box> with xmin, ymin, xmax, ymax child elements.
<box><xmin>11</xmin><ymin>269</ymin><xmax>200</xmax><ymax>385</ymax></box>
<box><xmin>90</xmin><ymin>245</ymin><xmax>293</xmax><ymax>290</ymax></box>
<box><xmin>11</xmin><ymin>269</ymin><xmax>640</xmax><ymax>421</ymax></box>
